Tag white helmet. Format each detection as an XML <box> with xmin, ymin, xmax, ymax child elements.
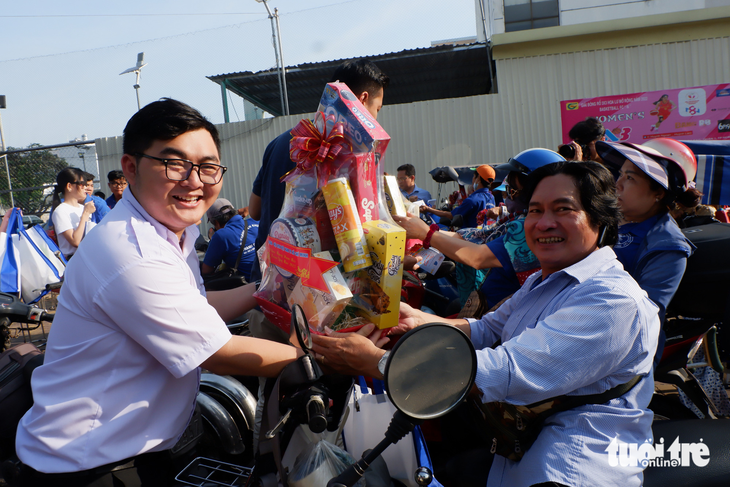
<box><xmin>641</xmin><ymin>138</ymin><xmax>697</xmax><ymax>184</ymax></box>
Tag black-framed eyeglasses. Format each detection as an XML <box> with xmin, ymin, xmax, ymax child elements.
<box><xmin>136</xmin><ymin>153</ymin><xmax>227</xmax><ymax>185</ymax></box>
<box><xmin>109</xmin><ymin>180</ymin><xmax>127</xmax><ymax>188</ymax></box>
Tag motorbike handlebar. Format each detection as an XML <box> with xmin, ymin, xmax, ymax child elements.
<box><xmin>306</xmin><ymin>394</ymin><xmax>327</xmax><ymax>434</ymax></box>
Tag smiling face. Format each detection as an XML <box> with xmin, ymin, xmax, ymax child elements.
<box><xmin>525</xmin><ymin>173</ymin><xmax>600</xmax><ymax>278</ymax></box>
<box><xmin>121</xmin><ymin>128</ymin><xmax>222</xmax><ymax>239</ymax></box>
<box><xmin>615</xmin><ymin>160</ymin><xmax>665</xmax><ymax>223</ymax></box>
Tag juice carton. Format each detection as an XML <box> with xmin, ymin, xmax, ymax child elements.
<box><xmin>383</xmin><ymin>175</ymin><xmax>407</xmax><ymax>217</ymax></box>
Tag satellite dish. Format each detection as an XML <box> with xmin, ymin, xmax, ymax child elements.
<box><xmin>119</xmin><ymin>52</ymin><xmax>148</xmax><ymax>110</ymax></box>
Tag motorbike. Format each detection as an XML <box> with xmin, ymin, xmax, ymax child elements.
<box><xmin>175</xmin><ymin>307</ymin><xmax>477</xmax><ymax>487</ymax></box>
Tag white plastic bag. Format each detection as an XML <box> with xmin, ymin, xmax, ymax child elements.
<box><xmin>288</xmin><ymin>439</ymin><xmax>364</xmax><ymax>487</ymax></box>
<box><xmin>342</xmin><ymin>377</ymin><xmax>419</xmax><ymax>487</ymax></box>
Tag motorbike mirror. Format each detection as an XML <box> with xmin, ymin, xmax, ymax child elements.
<box><xmin>385</xmin><ymin>323</ymin><xmax>476</xmax><ymax>419</ymax></box>
<box><xmin>291</xmin><ymin>304</ymin><xmax>312</xmax><ymax>352</ymax></box>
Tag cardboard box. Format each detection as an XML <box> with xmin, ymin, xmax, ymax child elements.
<box><xmin>352</xmin><ymin>220</ymin><xmax>406</xmax><ymax>329</ymax></box>
<box><xmin>383</xmin><ymin>175</ymin><xmax>407</xmax><ymax>217</ymax></box>
<box><xmin>317</xmin><ymin>82</ymin><xmax>390</xmax><ymax>225</ymax></box>
<box><xmin>287</xmin><ymin>251</ymin><xmax>352</xmax><ymax>332</ymax></box>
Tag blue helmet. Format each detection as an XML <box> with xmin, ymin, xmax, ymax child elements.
<box><xmin>493</xmin><ymin>148</ymin><xmax>566</xmax><ymax>191</ymax></box>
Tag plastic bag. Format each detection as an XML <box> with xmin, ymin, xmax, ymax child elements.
<box><xmin>288</xmin><ymin>439</ymin><xmax>365</xmax><ymax>487</ymax></box>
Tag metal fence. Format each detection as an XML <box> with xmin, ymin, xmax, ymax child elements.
<box><xmin>0</xmin><ymin>141</ymin><xmax>98</xmax><ymax>220</ymax></box>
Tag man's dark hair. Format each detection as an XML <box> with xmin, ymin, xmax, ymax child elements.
<box><xmin>330</xmin><ymin>59</ymin><xmax>389</xmax><ymax>98</ymax></box>
<box><xmin>82</xmin><ymin>171</ymin><xmax>95</xmax><ymax>183</ymax></box>
<box><xmin>397</xmin><ymin>164</ymin><xmax>416</xmax><ymax>177</ymax></box>
<box><xmin>94</xmin><ymin>191</ymin><xmax>106</xmax><ymax>199</ymax></box>
<box><xmin>568</xmin><ymin>117</ymin><xmax>606</xmax><ymax>145</ymax></box>
<box><xmin>107</xmin><ymin>169</ymin><xmax>125</xmax><ymax>182</ymax></box>
<box><xmin>523</xmin><ymin>161</ymin><xmax>621</xmax><ymax>247</ymax></box>
<box><xmin>122</xmin><ymin>98</ymin><xmax>220</xmax><ymax>156</ymax></box>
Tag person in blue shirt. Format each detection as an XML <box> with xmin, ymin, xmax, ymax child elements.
<box><xmin>105</xmin><ymin>170</ymin><xmax>127</xmax><ymax>209</ymax></box>
<box><xmin>397</xmin><ymin>163</ymin><xmax>432</xmax><ymax>203</ymax></box>
<box><xmin>202</xmin><ymin>199</ymin><xmax>259</xmax><ymax>283</ymax></box>
<box><xmin>422</xmin><ymin>165</ymin><xmax>495</xmax><ymax>228</ymax></box>
<box><xmin>596</xmin><ymin>139</ymin><xmax>698</xmax><ymax>368</ymax></box>
<box><xmin>82</xmin><ymin>173</ymin><xmax>111</xmax><ymax>223</ymax></box>
<box><xmin>313</xmin><ymin>161</ymin><xmax>659</xmax><ymax>487</ymax></box>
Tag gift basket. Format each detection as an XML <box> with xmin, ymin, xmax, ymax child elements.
<box><xmin>253</xmin><ymin>82</ymin><xmax>406</xmax><ymax>335</ymax></box>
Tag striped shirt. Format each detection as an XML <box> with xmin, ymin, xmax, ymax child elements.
<box><xmin>470</xmin><ymin>246</ymin><xmax>659</xmax><ymax>487</ymax></box>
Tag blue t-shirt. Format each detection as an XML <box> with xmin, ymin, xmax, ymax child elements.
<box><xmin>85</xmin><ymin>195</ymin><xmax>110</xmax><ymax>223</ymax></box>
<box><xmin>106</xmin><ymin>194</ymin><xmax>120</xmax><ymax>210</ymax></box>
<box><xmin>451</xmin><ymin>187</ymin><xmax>495</xmax><ymax>228</ymax></box>
<box><xmin>204</xmin><ymin>215</ymin><xmax>259</xmax><ymax>282</ymax></box>
<box><xmin>250</xmin><ymin>130</ymin><xmax>294</xmax><ymax>280</ymax></box>
<box><xmin>613</xmin><ymin>215</ymin><xmax>659</xmax><ymax>276</ymax></box>
<box><xmin>401</xmin><ymin>185</ymin><xmax>432</xmax><ymax>203</ymax></box>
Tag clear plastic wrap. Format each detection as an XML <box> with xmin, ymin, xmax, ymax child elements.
<box><xmin>287</xmin><ymin>440</ymin><xmax>365</xmax><ymax>487</ymax></box>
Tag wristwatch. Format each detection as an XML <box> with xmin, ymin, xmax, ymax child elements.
<box><xmin>377</xmin><ymin>350</ymin><xmax>391</xmax><ymax>376</ymax></box>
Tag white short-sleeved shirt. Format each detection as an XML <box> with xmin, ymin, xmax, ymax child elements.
<box><xmin>51</xmin><ymin>201</ymin><xmax>96</xmax><ymax>257</ymax></box>
<box><xmin>16</xmin><ymin>188</ymin><xmax>231</xmax><ymax>473</ymax></box>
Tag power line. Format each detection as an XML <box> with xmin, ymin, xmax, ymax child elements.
<box><xmin>0</xmin><ymin>13</ymin><xmax>260</xmax><ymax>18</ymax></box>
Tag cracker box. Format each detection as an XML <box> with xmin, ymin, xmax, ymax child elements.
<box><xmin>317</xmin><ymin>82</ymin><xmax>390</xmax><ymax>224</ymax></box>
<box><xmin>352</xmin><ymin>220</ymin><xmax>406</xmax><ymax>329</ymax></box>
<box><xmin>287</xmin><ymin>251</ymin><xmax>352</xmax><ymax>332</ymax></box>
<box><xmin>383</xmin><ymin>175</ymin><xmax>407</xmax><ymax>217</ymax></box>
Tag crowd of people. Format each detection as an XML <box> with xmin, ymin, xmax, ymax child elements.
<box><xmin>6</xmin><ymin>56</ymin><xmax>725</xmax><ymax>487</ymax></box>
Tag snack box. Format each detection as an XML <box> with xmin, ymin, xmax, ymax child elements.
<box><xmin>353</xmin><ymin>220</ymin><xmax>406</xmax><ymax>329</ymax></box>
<box><xmin>383</xmin><ymin>175</ymin><xmax>407</xmax><ymax>217</ymax></box>
<box><xmin>317</xmin><ymin>82</ymin><xmax>390</xmax><ymax>224</ymax></box>
<box><xmin>287</xmin><ymin>251</ymin><xmax>352</xmax><ymax>332</ymax></box>
<box><xmin>322</xmin><ymin>178</ymin><xmax>372</xmax><ymax>272</ymax></box>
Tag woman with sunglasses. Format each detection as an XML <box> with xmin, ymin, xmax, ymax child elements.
<box><xmin>51</xmin><ymin>167</ymin><xmax>96</xmax><ymax>259</ymax></box>
<box><xmin>596</xmin><ymin>139</ymin><xmax>698</xmax><ymax>366</ymax></box>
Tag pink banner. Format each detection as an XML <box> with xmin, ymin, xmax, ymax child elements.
<box><xmin>561</xmin><ymin>84</ymin><xmax>730</xmax><ymax>144</ymax></box>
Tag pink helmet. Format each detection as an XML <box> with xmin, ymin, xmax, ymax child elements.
<box><xmin>641</xmin><ymin>138</ymin><xmax>697</xmax><ymax>183</ymax></box>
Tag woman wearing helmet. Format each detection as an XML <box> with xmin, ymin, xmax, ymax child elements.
<box><xmin>596</xmin><ymin>139</ymin><xmax>699</xmax><ymax>366</ymax></box>
<box><xmin>394</xmin><ymin>148</ymin><xmax>566</xmax><ymax>309</ymax></box>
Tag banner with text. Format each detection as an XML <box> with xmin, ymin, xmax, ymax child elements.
<box><xmin>561</xmin><ymin>84</ymin><xmax>730</xmax><ymax>144</ymax></box>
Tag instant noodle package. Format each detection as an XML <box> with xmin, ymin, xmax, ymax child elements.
<box><xmin>254</xmin><ymin>82</ymin><xmax>406</xmax><ymax>333</ymax></box>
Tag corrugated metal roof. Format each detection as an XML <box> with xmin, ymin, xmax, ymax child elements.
<box><xmin>208</xmin><ymin>43</ymin><xmax>493</xmax><ymax>116</ymax></box>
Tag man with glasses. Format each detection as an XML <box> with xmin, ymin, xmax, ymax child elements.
<box><xmin>105</xmin><ymin>169</ymin><xmax>127</xmax><ymax>209</ymax></box>
<box><xmin>397</xmin><ymin>163</ymin><xmax>431</xmax><ymax>203</ymax></box>
<box><xmin>15</xmin><ymin>98</ymin><xmax>305</xmax><ymax>486</ymax></box>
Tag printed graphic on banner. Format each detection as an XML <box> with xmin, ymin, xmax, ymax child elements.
<box><xmin>561</xmin><ymin>84</ymin><xmax>730</xmax><ymax>144</ymax></box>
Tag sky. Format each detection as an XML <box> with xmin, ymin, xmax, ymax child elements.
<box><xmin>0</xmin><ymin>0</ymin><xmax>478</xmax><ymax>149</ymax></box>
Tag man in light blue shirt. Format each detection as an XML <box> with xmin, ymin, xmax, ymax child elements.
<box><xmin>313</xmin><ymin>161</ymin><xmax>660</xmax><ymax>487</ymax></box>
<box><xmin>397</xmin><ymin>163</ymin><xmax>432</xmax><ymax>202</ymax></box>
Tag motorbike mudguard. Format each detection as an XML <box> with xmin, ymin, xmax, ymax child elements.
<box><xmin>200</xmin><ymin>373</ymin><xmax>257</xmax><ymax>437</ymax></box>
<box><xmin>196</xmin><ymin>391</ymin><xmax>245</xmax><ymax>456</ymax></box>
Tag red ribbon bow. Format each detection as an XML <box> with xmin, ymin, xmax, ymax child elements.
<box><xmin>283</xmin><ymin>112</ymin><xmax>352</xmax><ymax>183</ymax></box>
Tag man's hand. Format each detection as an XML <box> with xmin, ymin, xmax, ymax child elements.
<box><xmin>386</xmin><ymin>302</ymin><xmax>426</xmax><ymax>336</ymax></box>
<box><xmin>311</xmin><ymin>323</ymin><xmax>390</xmax><ymax>378</ymax></box>
<box><xmin>393</xmin><ymin>212</ymin><xmax>430</xmax><ymax>240</ymax></box>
